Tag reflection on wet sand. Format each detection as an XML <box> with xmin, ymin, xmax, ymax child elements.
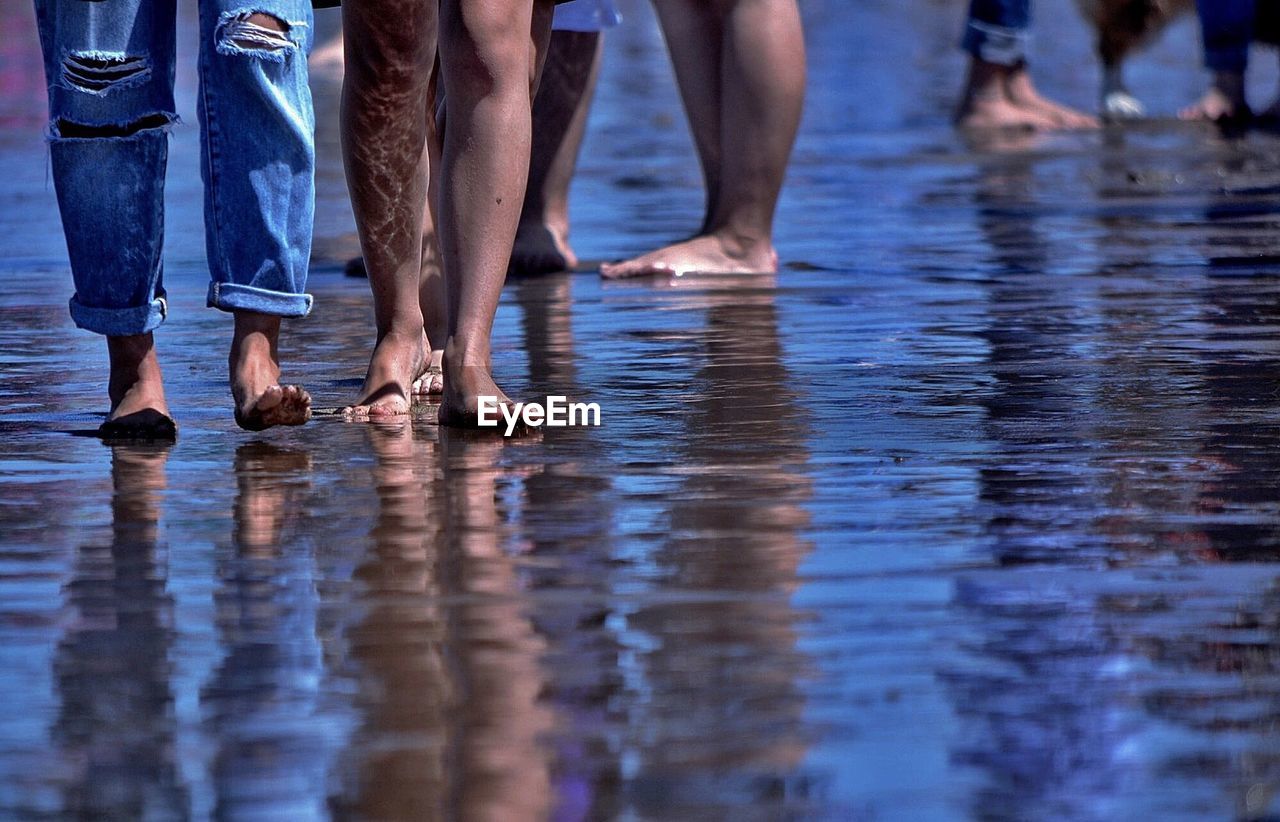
<box><xmin>206</xmin><ymin>444</ymin><xmax>331</xmax><ymax>819</ymax></box>
<box><xmin>946</xmin><ymin>137</ymin><xmax>1280</xmax><ymax>818</ymax></box>
<box><xmin>337</xmin><ymin>422</ymin><xmax>553</xmax><ymax>820</ymax></box>
<box><xmin>53</xmin><ymin>444</ymin><xmax>187</xmax><ymax>818</ymax></box>
<box><xmin>621</xmin><ymin>278</ymin><xmax>816</xmax><ymax>816</ymax></box>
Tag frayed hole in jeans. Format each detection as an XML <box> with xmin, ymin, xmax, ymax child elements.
<box><xmin>53</xmin><ymin>113</ymin><xmax>174</xmax><ymax>139</ymax></box>
<box><xmin>217</xmin><ymin>12</ymin><xmax>295</xmax><ymax>56</ymax></box>
<box><xmin>61</xmin><ymin>53</ymin><xmax>151</xmax><ymax>93</ymax></box>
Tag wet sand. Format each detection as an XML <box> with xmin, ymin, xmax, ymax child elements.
<box><xmin>7</xmin><ymin>0</ymin><xmax>1280</xmax><ymax>818</ymax></box>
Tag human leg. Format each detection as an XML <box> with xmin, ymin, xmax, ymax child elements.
<box><xmin>955</xmin><ymin>0</ymin><xmax>1096</xmax><ymax>130</ymax></box>
<box><xmin>199</xmin><ymin>1</ymin><xmax>316</xmax><ymax>428</ymax></box>
<box><xmin>339</xmin><ymin>0</ymin><xmax>438</xmax><ymax>417</ymax></box>
<box><xmin>510</xmin><ymin>29</ymin><xmax>603</xmax><ymax>276</ymax></box>
<box><xmin>34</xmin><ymin>0</ymin><xmax>179</xmax><ymax>437</ymax></box>
<box><xmin>436</xmin><ymin>0</ymin><xmax>555</xmax><ymax>427</ymax></box>
<box><xmin>601</xmin><ymin>0</ymin><xmax>805</xmax><ymax>279</ymax></box>
<box><xmin>1181</xmin><ymin>0</ymin><xmax>1253</xmax><ymax>120</ymax></box>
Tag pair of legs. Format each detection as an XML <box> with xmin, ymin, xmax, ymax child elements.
<box><xmin>1181</xmin><ymin>0</ymin><xmax>1280</xmax><ymax>121</ymax></box>
<box><xmin>342</xmin><ymin>14</ymin><xmax>606</xmax><ymax>279</ymax></box>
<box><xmin>600</xmin><ymin>0</ymin><xmax>806</xmax><ymax>278</ymax></box>
<box><xmin>954</xmin><ymin>0</ymin><xmax>1098</xmax><ymax>130</ymax></box>
<box><xmin>341</xmin><ymin>0</ymin><xmax>555</xmax><ymax>424</ymax></box>
<box><xmin>35</xmin><ymin>0</ymin><xmax>316</xmax><ymax>436</ymax></box>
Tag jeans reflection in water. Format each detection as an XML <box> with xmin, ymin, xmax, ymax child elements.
<box><xmin>203</xmin><ymin>445</ymin><xmax>332</xmax><ymax>819</ymax></box>
<box><xmin>53</xmin><ymin>444</ymin><xmax>187</xmax><ymax>818</ymax></box>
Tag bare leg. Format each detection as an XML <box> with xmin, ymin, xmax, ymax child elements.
<box><xmin>229</xmin><ymin>311</ymin><xmax>311</xmax><ymax>431</ymax></box>
<box><xmin>511</xmin><ymin>30</ymin><xmax>603</xmax><ymax>276</ymax></box>
<box><xmin>340</xmin><ymin>0</ymin><xmax>436</xmax><ymax>418</ymax></box>
<box><xmin>437</xmin><ymin>0</ymin><xmax>554</xmax><ymax>427</ymax></box>
<box><xmin>1003</xmin><ymin>64</ymin><xmax>1099</xmax><ymax>129</ymax></box>
<box><xmin>415</xmin><ymin>61</ymin><xmax>447</xmax><ymax>398</ymax></box>
<box><xmin>601</xmin><ymin>0</ymin><xmax>804</xmax><ymax>279</ymax></box>
<box><xmin>100</xmin><ymin>333</ymin><xmax>176</xmax><ymax>441</ymax></box>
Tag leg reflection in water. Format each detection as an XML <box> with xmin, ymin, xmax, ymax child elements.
<box><xmin>621</xmin><ymin>277</ymin><xmax>816</xmax><ymax>817</ymax></box>
<box><xmin>335</xmin><ymin>423</ymin><xmax>554</xmax><ymax>820</ymax></box>
<box><xmin>204</xmin><ymin>444</ymin><xmax>333</xmax><ymax>820</ymax></box>
<box><xmin>53</xmin><ymin>443</ymin><xmax>188</xmax><ymax>818</ymax></box>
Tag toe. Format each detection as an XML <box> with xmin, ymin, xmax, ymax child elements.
<box><xmin>256</xmin><ymin>385</ymin><xmax>284</xmax><ymax>412</ymax></box>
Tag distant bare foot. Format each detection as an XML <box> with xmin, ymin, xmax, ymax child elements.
<box><xmin>1180</xmin><ymin>86</ymin><xmax>1249</xmax><ymax>122</ymax></box>
<box><xmin>956</xmin><ymin>93</ymin><xmax>1058</xmax><ymax>131</ymax></box>
<box><xmin>1180</xmin><ymin>70</ymin><xmax>1248</xmax><ymax>122</ymax></box>
<box><xmin>101</xmin><ymin>334</ymin><xmax>176</xmax><ymax>441</ymax></box>
<box><xmin>411</xmin><ymin>346</ymin><xmax>444</xmax><ymax>397</ymax></box>
<box><xmin>510</xmin><ymin>219</ymin><xmax>578</xmax><ymax>276</ymax></box>
<box><xmin>230</xmin><ymin>315</ymin><xmax>310</xmax><ymax>431</ymax></box>
<box><xmin>438</xmin><ymin>341</ymin><xmax>517</xmax><ymax>430</ymax></box>
<box><xmin>344</xmin><ymin>328</ymin><xmax>426</xmax><ymax>419</ymax></box>
<box><xmin>600</xmin><ymin>233</ymin><xmax>778</xmax><ymax>279</ymax></box>
<box><xmin>1004</xmin><ymin>68</ymin><xmax>1098</xmax><ymax>130</ymax></box>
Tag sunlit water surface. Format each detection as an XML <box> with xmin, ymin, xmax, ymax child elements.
<box><xmin>5</xmin><ymin>1</ymin><xmax>1280</xmax><ymax>819</ymax></box>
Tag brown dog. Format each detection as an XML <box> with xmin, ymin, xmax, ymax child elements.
<box><xmin>1074</xmin><ymin>0</ymin><xmax>1195</xmax><ymax>118</ymax></box>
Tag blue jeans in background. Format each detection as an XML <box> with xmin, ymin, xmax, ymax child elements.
<box><xmin>962</xmin><ymin>0</ymin><xmax>1031</xmax><ymax>67</ymax></box>
<box><xmin>1198</xmin><ymin>0</ymin><xmax>1254</xmax><ymax>73</ymax></box>
<box><xmin>33</xmin><ymin>0</ymin><xmax>315</xmax><ymax>337</ymax></box>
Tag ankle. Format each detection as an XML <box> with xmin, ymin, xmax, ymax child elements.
<box><xmin>443</xmin><ymin>336</ymin><xmax>491</xmax><ymax>369</ymax></box>
<box><xmin>964</xmin><ymin>58</ymin><xmax>1011</xmax><ymax>102</ymax></box>
<box><xmin>708</xmin><ymin>225</ymin><xmax>773</xmax><ymax>260</ymax></box>
<box><xmin>231</xmin><ymin>312</ymin><xmax>281</xmax><ymax>360</ymax></box>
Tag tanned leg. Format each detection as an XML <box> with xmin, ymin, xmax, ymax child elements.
<box><xmin>100</xmin><ymin>333</ymin><xmax>176</xmax><ymax>440</ymax></box>
<box><xmin>230</xmin><ymin>311</ymin><xmax>311</xmax><ymax>431</ymax></box>
<box><xmin>956</xmin><ymin>58</ymin><xmax>1098</xmax><ymax>131</ymax></box>
<box><xmin>436</xmin><ymin>0</ymin><xmax>555</xmax><ymax>427</ymax></box>
<box><xmin>416</xmin><ymin>63</ymin><xmax>447</xmax><ymax>398</ymax></box>
<box><xmin>340</xmin><ymin>0</ymin><xmax>437</xmax><ymax>418</ymax></box>
<box><xmin>601</xmin><ymin>0</ymin><xmax>804</xmax><ymax>279</ymax></box>
<box><xmin>510</xmin><ymin>29</ymin><xmax>603</xmax><ymax>276</ymax></box>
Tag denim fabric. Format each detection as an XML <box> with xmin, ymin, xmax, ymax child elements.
<box><xmin>34</xmin><ymin>0</ymin><xmax>315</xmax><ymax>337</ymax></box>
<box><xmin>1197</xmin><ymin>0</ymin><xmax>1254</xmax><ymax>73</ymax></box>
<box><xmin>962</xmin><ymin>0</ymin><xmax>1031</xmax><ymax>66</ymax></box>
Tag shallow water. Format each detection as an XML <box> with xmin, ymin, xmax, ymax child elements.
<box><xmin>7</xmin><ymin>0</ymin><xmax>1280</xmax><ymax>819</ymax></box>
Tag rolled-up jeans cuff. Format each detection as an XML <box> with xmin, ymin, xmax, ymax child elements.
<box><xmin>963</xmin><ymin>20</ymin><xmax>1028</xmax><ymax>66</ymax></box>
<box><xmin>69</xmin><ymin>293</ymin><xmax>168</xmax><ymax>336</ymax></box>
<box><xmin>1205</xmin><ymin>46</ymin><xmax>1249</xmax><ymax>73</ymax></box>
<box><xmin>207</xmin><ymin>282</ymin><xmax>312</xmax><ymax>317</ymax></box>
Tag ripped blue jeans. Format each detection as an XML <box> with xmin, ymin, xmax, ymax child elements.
<box><xmin>33</xmin><ymin>0</ymin><xmax>315</xmax><ymax>336</ymax></box>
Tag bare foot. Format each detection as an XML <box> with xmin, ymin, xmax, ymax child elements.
<box><xmin>100</xmin><ymin>334</ymin><xmax>177</xmax><ymax>441</ymax></box>
<box><xmin>510</xmin><ymin>219</ymin><xmax>578</xmax><ymax>277</ymax></box>
<box><xmin>956</xmin><ymin>59</ymin><xmax>1095</xmax><ymax>132</ymax></box>
<box><xmin>438</xmin><ymin>341</ymin><xmax>519</xmax><ymax>430</ymax></box>
<box><xmin>1180</xmin><ymin>70</ymin><xmax>1248</xmax><ymax>122</ymax></box>
<box><xmin>600</xmin><ymin>232</ymin><xmax>778</xmax><ymax>279</ymax></box>
<box><xmin>411</xmin><ymin>346</ymin><xmax>444</xmax><ymax>397</ymax></box>
<box><xmin>1180</xmin><ymin>86</ymin><xmax>1249</xmax><ymax>122</ymax></box>
<box><xmin>343</xmin><ymin>328</ymin><xmax>426</xmax><ymax>419</ymax></box>
<box><xmin>1004</xmin><ymin>68</ymin><xmax>1099</xmax><ymax>130</ymax></box>
<box><xmin>956</xmin><ymin>93</ymin><xmax>1059</xmax><ymax>131</ymax></box>
<box><xmin>230</xmin><ymin>313</ymin><xmax>311</xmax><ymax>432</ymax></box>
